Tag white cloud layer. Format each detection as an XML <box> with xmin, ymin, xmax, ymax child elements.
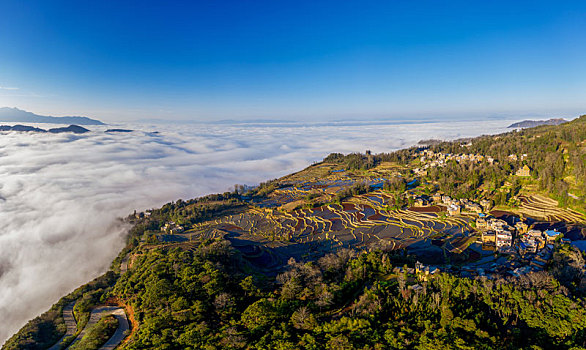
<box><xmin>0</xmin><ymin>119</ymin><xmax>514</xmax><ymax>344</ymax></box>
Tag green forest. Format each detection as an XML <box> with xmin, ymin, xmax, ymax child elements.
<box><xmin>13</xmin><ymin>240</ymin><xmax>586</xmax><ymax>350</ymax></box>
<box><xmin>112</xmin><ymin>242</ymin><xmax>586</xmax><ymax>349</ymax></box>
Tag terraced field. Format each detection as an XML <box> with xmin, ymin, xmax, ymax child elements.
<box><xmin>519</xmin><ymin>195</ymin><xmax>586</xmax><ymax>224</ymax></box>
<box><xmin>253</xmin><ymin>163</ymin><xmax>390</xmax><ymax>210</ymax></box>
<box><xmin>179</xmin><ymin>188</ymin><xmax>472</xmax><ymax>270</ymax></box>
<box><xmin>157</xmin><ymin>165</ymin><xmax>477</xmax><ymax>270</ymax></box>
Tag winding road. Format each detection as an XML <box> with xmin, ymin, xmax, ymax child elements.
<box><xmin>47</xmin><ymin>302</ymin><xmax>77</xmax><ymax>350</ymax></box>
<box><xmin>66</xmin><ymin>306</ymin><xmax>129</xmax><ymax>349</ymax></box>
<box><xmin>98</xmin><ymin>308</ymin><xmax>129</xmax><ymax>350</ymax></box>
<box><xmin>48</xmin><ymin>255</ymin><xmax>133</xmax><ymax>349</ymax></box>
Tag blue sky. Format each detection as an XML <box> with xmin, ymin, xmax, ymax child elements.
<box><xmin>0</xmin><ymin>0</ymin><xmax>585</xmax><ymax>122</ymax></box>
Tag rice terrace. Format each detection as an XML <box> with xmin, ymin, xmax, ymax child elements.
<box><xmin>152</xmin><ymin>159</ymin><xmax>565</xmax><ymax>272</ymax></box>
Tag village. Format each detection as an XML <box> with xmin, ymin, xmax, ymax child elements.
<box><xmin>405</xmin><ymin>150</ymin><xmax>568</xmax><ymax>280</ymax></box>
<box><xmin>395</xmin><ymin>192</ymin><xmax>568</xmax><ymax>281</ymax></box>
<box><xmin>413</xmin><ymin>148</ymin><xmax>531</xmax><ymax>177</ymax></box>
<box><xmin>467</xmin><ymin>213</ymin><xmax>565</xmax><ymax>278</ymax></box>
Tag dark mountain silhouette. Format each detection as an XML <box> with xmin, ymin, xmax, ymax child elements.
<box><xmin>0</xmin><ymin>124</ymin><xmax>90</xmax><ymax>134</ymax></box>
<box><xmin>48</xmin><ymin>125</ymin><xmax>90</xmax><ymax>134</ymax></box>
<box><xmin>105</xmin><ymin>129</ymin><xmax>133</xmax><ymax>133</ymax></box>
<box><xmin>0</xmin><ymin>125</ymin><xmax>46</xmax><ymax>132</ymax></box>
<box><xmin>0</xmin><ymin>107</ymin><xmax>104</xmax><ymax>125</ymax></box>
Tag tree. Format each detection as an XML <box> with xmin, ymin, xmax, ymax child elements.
<box><xmin>291</xmin><ymin>306</ymin><xmax>317</xmax><ymax>330</ymax></box>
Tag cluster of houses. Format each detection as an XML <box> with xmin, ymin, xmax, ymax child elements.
<box><xmin>418</xmin><ymin>149</ymin><xmax>489</xmax><ymax>164</ymax></box>
<box><xmin>517</xmin><ymin>228</ymin><xmax>568</xmax><ymax>254</ymax></box>
<box><xmin>439</xmin><ymin>194</ymin><xmax>490</xmax><ymax>216</ymax></box>
<box><xmin>449</xmin><ymin>197</ymin><xmax>487</xmax><ymax>215</ymax></box>
<box><xmin>404</xmin><ymin>193</ymin><xmax>569</xmax><ymax>279</ymax></box>
<box><xmin>161</xmin><ymin>221</ymin><xmax>185</xmax><ymax>234</ymax></box>
<box><xmin>414</xmin><ymin>150</ymin><xmax>496</xmax><ymax>176</ymax></box>
<box><xmin>379</xmin><ymin>210</ymin><xmax>569</xmax><ymax>280</ymax></box>
<box><xmin>477</xmin><ymin>216</ymin><xmax>515</xmax><ymax>248</ymax></box>
<box><xmin>408</xmin><ymin>191</ymin><xmax>491</xmax><ymax>216</ymax></box>
<box><xmin>474</xmin><ymin>213</ymin><xmax>570</xmax><ymax>277</ymax></box>
<box><xmin>458</xmin><ymin>241</ymin><xmax>558</xmax><ymax>279</ymax></box>
<box><xmin>417</xmin><ymin>149</ymin><xmax>528</xmax><ymax>166</ymax></box>
<box><xmin>413</xmin><ymin>150</ymin><xmax>532</xmax><ymax>178</ymax></box>
<box><xmin>508</xmin><ymin>153</ymin><xmax>528</xmax><ymax>162</ymax></box>
<box><xmin>479</xmin><ymin>215</ymin><xmax>563</xmax><ymax>251</ymax></box>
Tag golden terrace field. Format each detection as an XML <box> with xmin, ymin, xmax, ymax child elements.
<box><xmin>518</xmin><ymin>194</ymin><xmax>586</xmax><ymax>224</ymax></box>
<box><xmin>158</xmin><ymin>162</ymin><xmax>475</xmax><ymax>272</ymax></box>
<box><xmin>153</xmin><ymin>154</ymin><xmax>586</xmax><ymax>273</ymax></box>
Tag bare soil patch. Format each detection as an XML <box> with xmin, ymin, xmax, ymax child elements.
<box><xmin>408</xmin><ymin>206</ymin><xmax>442</xmax><ymax>213</ymax></box>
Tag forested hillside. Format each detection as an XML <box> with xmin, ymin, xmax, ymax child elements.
<box><xmin>328</xmin><ymin>115</ymin><xmax>586</xmax><ymax>209</ymax></box>
<box><xmin>9</xmin><ymin>241</ymin><xmax>586</xmax><ymax>349</ymax></box>
<box><xmin>429</xmin><ymin>115</ymin><xmax>585</xmax><ymax>207</ymax></box>
<box><xmin>102</xmin><ymin>244</ymin><xmax>586</xmax><ymax>349</ymax></box>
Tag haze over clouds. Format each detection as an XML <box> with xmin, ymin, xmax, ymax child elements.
<box><xmin>0</xmin><ymin>119</ymin><xmax>513</xmax><ymax>344</ymax></box>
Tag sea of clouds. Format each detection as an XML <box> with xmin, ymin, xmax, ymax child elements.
<box><xmin>0</xmin><ymin>119</ymin><xmax>515</xmax><ymax>344</ymax></box>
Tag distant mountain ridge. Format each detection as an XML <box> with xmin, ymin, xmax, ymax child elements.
<box><xmin>508</xmin><ymin>118</ymin><xmax>567</xmax><ymax>128</ymax></box>
<box><xmin>0</xmin><ymin>107</ymin><xmax>104</xmax><ymax>125</ymax></box>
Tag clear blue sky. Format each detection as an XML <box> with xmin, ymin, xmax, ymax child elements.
<box><xmin>0</xmin><ymin>0</ymin><xmax>585</xmax><ymax>122</ymax></box>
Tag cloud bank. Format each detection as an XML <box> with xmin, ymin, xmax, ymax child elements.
<box><xmin>0</xmin><ymin>119</ymin><xmax>513</xmax><ymax>344</ymax></box>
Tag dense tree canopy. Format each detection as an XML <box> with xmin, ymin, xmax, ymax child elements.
<box><xmin>103</xmin><ymin>242</ymin><xmax>586</xmax><ymax>349</ymax></box>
